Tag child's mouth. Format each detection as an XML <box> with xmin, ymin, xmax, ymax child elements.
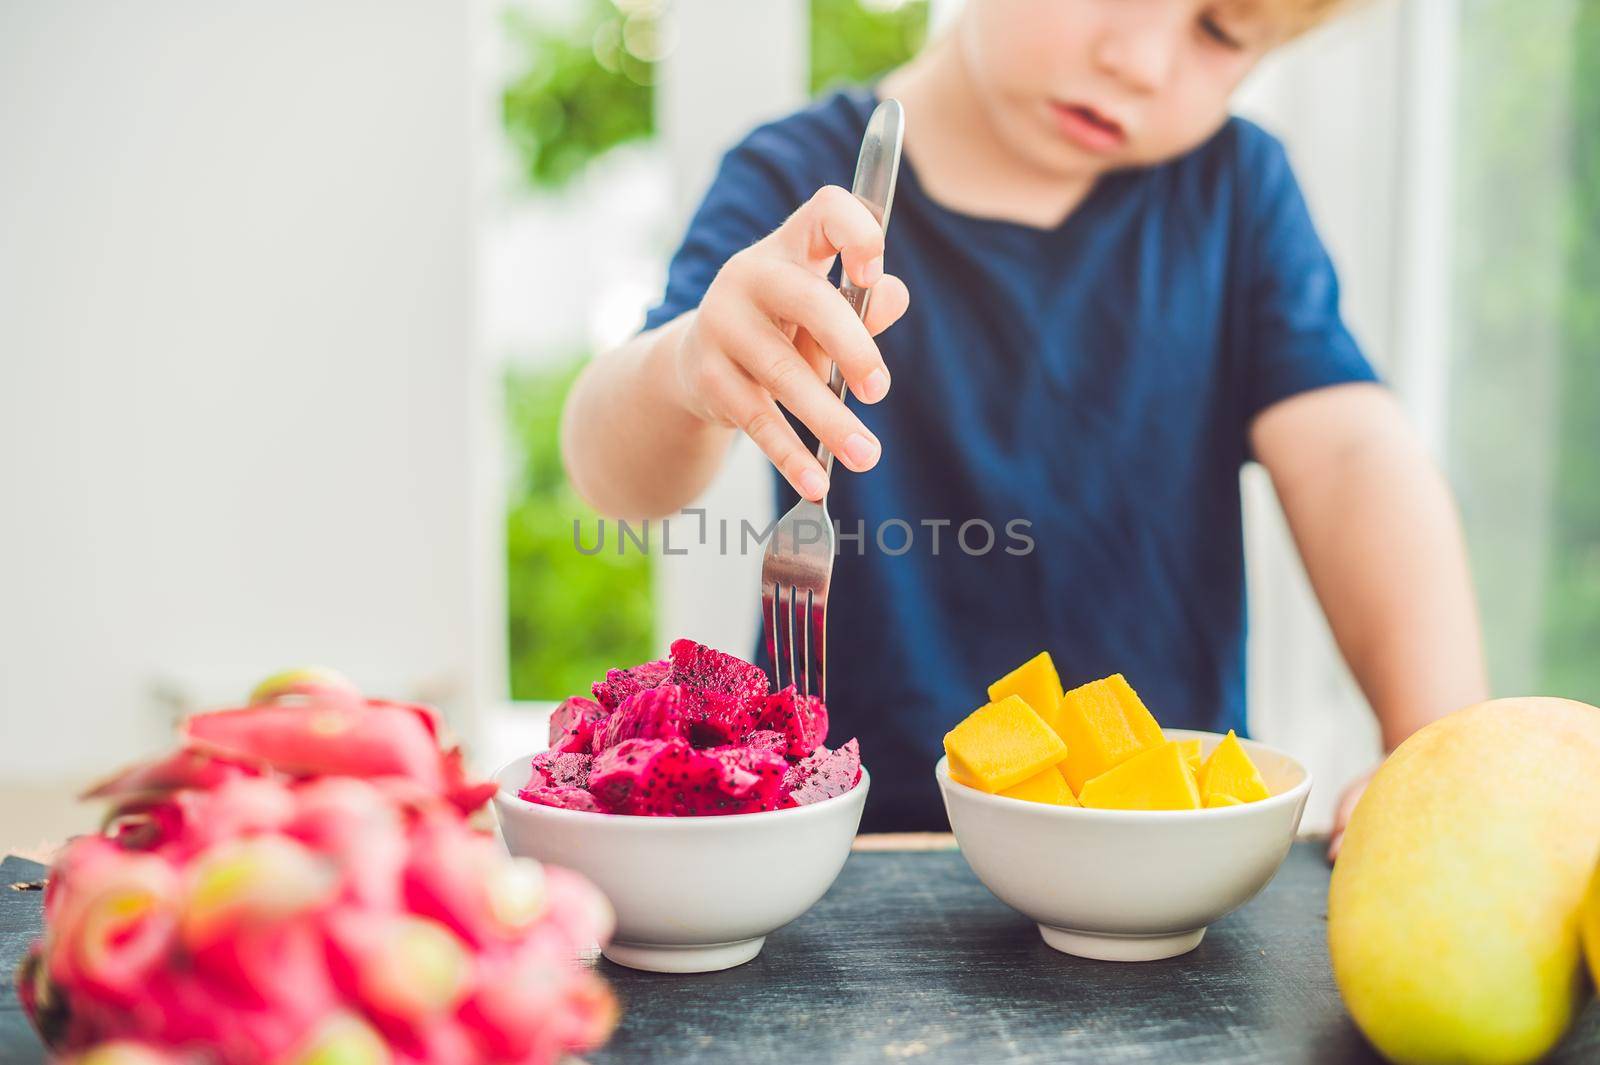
<box><xmin>1049</xmin><ymin>101</ymin><xmax>1127</xmax><ymax>153</ymax></box>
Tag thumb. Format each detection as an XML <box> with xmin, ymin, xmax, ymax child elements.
<box><xmin>862</xmin><ymin>273</ymin><xmax>910</xmax><ymax>338</ymax></box>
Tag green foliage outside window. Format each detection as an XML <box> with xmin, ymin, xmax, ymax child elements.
<box><xmin>1451</xmin><ymin>1</ymin><xmax>1600</xmax><ymax>701</ymax></box>
<box><xmin>810</xmin><ymin>0</ymin><xmax>930</xmax><ymax>94</ymax></box>
<box><xmin>1539</xmin><ymin>4</ymin><xmax>1599</xmax><ymax>699</ymax></box>
<box><xmin>499</xmin><ymin>0</ymin><xmax>930</xmax><ymax>192</ymax></box>
<box><xmin>501</xmin><ymin>0</ymin><xmax>656</xmax><ymax>190</ymax></box>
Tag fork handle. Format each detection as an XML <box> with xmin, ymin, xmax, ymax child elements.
<box><xmin>815</xmin><ymin>98</ymin><xmax>902</xmax><ymax>482</ymax></box>
<box><xmin>814</xmin><ymin>279</ymin><xmax>872</xmax><ymax>478</ymax></box>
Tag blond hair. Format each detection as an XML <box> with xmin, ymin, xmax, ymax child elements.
<box><xmin>1238</xmin><ymin>0</ymin><xmax>1359</xmax><ymax>40</ymax></box>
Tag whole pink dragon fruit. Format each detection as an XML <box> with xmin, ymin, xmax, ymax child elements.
<box><xmin>16</xmin><ymin>670</ymin><xmax>618</xmax><ymax>1065</ymax></box>
<box><xmin>520</xmin><ymin>640</ymin><xmax>863</xmax><ymax>817</ymax></box>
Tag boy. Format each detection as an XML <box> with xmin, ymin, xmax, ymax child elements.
<box><xmin>561</xmin><ymin>0</ymin><xmax>1486</xmax><ymax>847</ymax></box>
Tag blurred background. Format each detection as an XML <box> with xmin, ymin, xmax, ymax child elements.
<box><xmin>2</xmin><ymin>0</ymin><xmax>1595</xmax><ymax>847</ymax></box>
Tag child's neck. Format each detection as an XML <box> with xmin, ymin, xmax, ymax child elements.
<box><xmin>880</xmin><ymin>32</ymin><xmax>1100</xmax><ymax>230</ymax></box>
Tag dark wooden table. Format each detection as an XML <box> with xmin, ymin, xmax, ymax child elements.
<box><xmin>5</xmin><ymin>845</ymin><xmax>1598</xmax><ymax>1063</ymax></box>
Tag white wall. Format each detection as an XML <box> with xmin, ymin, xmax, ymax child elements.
<box><xmin>0</xmin><ymin>2</ymin><xmax>491</xmax><ymax>782</ymax></box>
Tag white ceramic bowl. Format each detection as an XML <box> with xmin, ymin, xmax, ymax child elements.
<box><xmin>936</xmin><ymin>728</ymin><xmax>1311</xmax><ymax>962</ymax></box>
<box><xmin>492</xmin><ymin>755</ymin><xmax>869</xmax><ymax>973</ymax></box>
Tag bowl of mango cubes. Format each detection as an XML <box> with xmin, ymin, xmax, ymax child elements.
<box><xmin>935</xmin><ymin>652</ymin><xmax>1312</xmax><ymax>961</ymax></box>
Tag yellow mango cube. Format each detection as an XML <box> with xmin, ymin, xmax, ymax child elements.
<box><xmin>944</xmin><ymin>696</ymin><xmax>1069</xmax><ymax>793</ymax></box>
<box><xmin>999</xmin><ymin>766</ymin><xmax>1080</xmax><ymax>806</ymax></box>
<box><xmin>1056</xmin><ymin>674</ymin><xmax>1165</xmax><ymax>793</ymax></box>
<box><xmin>1205</xmin><ymin>793</ymin><xmax>1245</xmax><ymax>808</ymax></box>
<box><xmin>1177</xmin><ymin>738</ymin><xmax>1203</xmax><ymax>773</ymax></box>
<box><xmin>987</xmin><ymin>651</ymin><xmax>1065</xmax><ymax>737</ymax></box>
<box><xmin>1197</xmin><ymin>730</ymin><xmax>1270</xmax><ymax>804</ymax></box>
<box><xmin>1078</xmin><ymin>741</ymin><xmax>1201</xmax><ymax>811</ymax></box>
<box><xmin>1106</xmin><ymin>674</ymin><xmax>1166</xmax><ymax>748</ymax></box>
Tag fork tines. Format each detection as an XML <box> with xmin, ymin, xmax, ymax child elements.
<box><xmin>762</xmin><ymin>577</ymin><xmax>825</xmax><ymax>703</ymax></box>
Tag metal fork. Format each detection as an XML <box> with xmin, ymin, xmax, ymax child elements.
<box><xmin>761</xmin><ymin>97</ymin><xmax>904</xmax><ymax>703</ymax></box>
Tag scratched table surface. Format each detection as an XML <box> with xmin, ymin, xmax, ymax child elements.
<box><xmin>5</xmin><ymin>845</ymin><xmax>1599</xmax><ymax>1064</ymax></box>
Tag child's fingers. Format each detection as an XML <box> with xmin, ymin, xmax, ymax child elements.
<box><xmin>789</xmin><ymin>274</ymin><xmax>909</xmax><ymax>396</ymax></box>
<box><xmin>792</xmin><ymin>327</ymin><xmax>832</xmax><ymax>382</ymax></box>
<box><xmin>732</xmin><ymin>316</ymin><xmax>882</xmax><ymax>475</ymax></box>
<box><xmin>722</xmin><ymin>372</ymin><xmax>831</xmax><ymax>502</ymax></box>
<box><xmin>1326</xmin><ymin>772</ymin><xmax>1372</xmax><ymax>864</ymax></box>
<box><xmin>752</xmin><ymin>260</ymin><xmax>890</xmax><ymax>404</ymax></box>
<box><xmin>862</xmin><ymin>272</ymin><xmax>909</xmax><ymax>337</ymax></box>
<box><xmin>770</xmin><ymin>184</ymin><xmax>886</xmax><ymax>287</ymax></box>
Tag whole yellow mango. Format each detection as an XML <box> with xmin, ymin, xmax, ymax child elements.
<box><xmin>1584</xmin><ymin>860</ymin><xmax>1600</xmax><ymax>994</ymax></box>
<box><xmin>1328</xmin><ymin>697</ymin><xmax>1600</xmax><ymax>1065</ymax></box>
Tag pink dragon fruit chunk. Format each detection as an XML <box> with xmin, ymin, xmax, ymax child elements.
<box><xmin>749</xmin><ymin>686</ymin><xmax>829</xmax><ymax>758</ymax></box>
<box><xmin>590</xmin><ymin>686</ymin><xmax>694</xmax><ymax>751</ymax></box>
<box><xmin>590</xmin><ymin>658</ymin><xmax>672</xmax><ymax>711</ymax></box>
<box><xmin>518</xmin><ymin>785</ymin><xmax>604</xmax><ymax>813</ymax></box>
<box><xmin>547</xmin><ymin>696</ymin><xmax>606</xmax><ymax>754</ymax></box>
<box><xmin>524</xmin><ymin>751</ymin><xmax>593</xmax><ymax>791</ymax></box>
<box><xmin>684</xmin><ymin>689</ymin><xmax>762</xmax><ymax>747</ymax></box>
<box><xmin>700</xmin><ymin>746</ymin><xmax>789</xmax><ymax>813</ymax></box>
<box><xmin>741</xmin><ymin>729</ymin><xmax>787</xmax><ymax>754</ymax></box>
<box><xmin>783</xmin><ymin>738</ymin><xmax>861</xmax><ymax>805</ymax></box>
<box><xmin>667</xmin><ymin>638</ymin><xmax>769</xmax><ymax>701</ymax></box>
<box><xmin>588</xmin><ymin>738</ymin><xmax>787</xmax><ymax>816</ymax></box>
<box><xmin>585</xmin><ymin>739</ymin><xmax>672</xmax><ymax>813</ymax></box>
<box><xmin>592</xmin><ymin>684</ymin><xmax>763</xmax><ymax>750</ymax></box>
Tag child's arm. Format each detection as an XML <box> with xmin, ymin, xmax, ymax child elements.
<box><xmin>1250</xmin><ymin>382</ymin><xmax>1489</xmax><ymax>856</ymax></box>
<box><xmin>562</xmin><ymin>187</ymin><xmax>910</xmax><ymax>520</ymax></box>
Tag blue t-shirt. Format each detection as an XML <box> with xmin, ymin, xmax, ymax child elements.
<box><xmin>642</xmin><ymin>88</ymin><xmax>1376</xmax><ymax>831</ymax></box>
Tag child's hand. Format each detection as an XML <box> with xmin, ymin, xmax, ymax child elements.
<box><xmin>671</xmin><ymin>185</ymin><xmax>911</xmax><ymax>502</ymax></box>
<box><xmin>1326</xmin><ymin>767</ymin><xmax>1374</xmax><ymax>863</ymax></box>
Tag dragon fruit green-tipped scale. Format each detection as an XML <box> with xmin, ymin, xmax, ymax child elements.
<box><xmin>761</xmin><ymin>97</ymin><xmax>904</xmax><ymax>703</ymax></box>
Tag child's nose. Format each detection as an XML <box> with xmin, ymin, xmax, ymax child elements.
<box><xmin>1091</xmin><ymin>9</ymin><xmax>1185</xmax><ymax>95</ymax></box>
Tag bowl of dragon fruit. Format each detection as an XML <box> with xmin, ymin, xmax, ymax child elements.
<box><xmin>491</xmin><ymin>638</ymin><xmax>869</xmax><ymax>974</ymax></box>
